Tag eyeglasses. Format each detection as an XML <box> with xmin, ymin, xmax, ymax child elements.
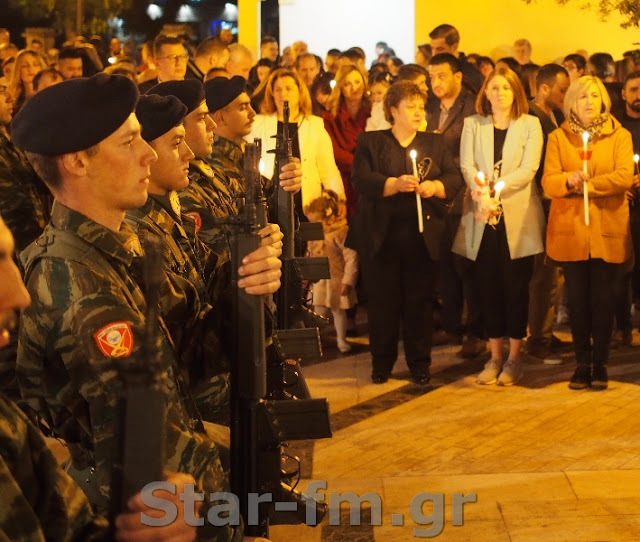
<box><xmin>157</xmin><ymin>54</ymin><xmax>189</xmax><ymax>64</ymax></box>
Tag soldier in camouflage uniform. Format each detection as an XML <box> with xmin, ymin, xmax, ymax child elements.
<box><xmin>149</xmin><ymin>79</ymin><xmax>301</xmax><ymax>256</ymax></box>
<box><xmin>0</xmin><ymin>215</ymin><xmax>199</xmax><ymax>541</ymax></box>
<box><xmin>0</xmin><ymin>81</ymin><xmax>53</xmax><ymax>401</ymax></box>
<box><xmin>206</xmin><ymin>76</ymin><xmax>264</xmax><ymax>215</ymax></box>
<box><xmin>125</xmin><ymin>93</ymin><xmax>231</xmax><ymax>424</ymax></box>
<box><xmin>12</xmin><ymin>74</ymin><xmax>281</xmax><ymax>541</ymax></box>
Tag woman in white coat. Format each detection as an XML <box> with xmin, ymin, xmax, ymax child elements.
<box><xmin>452</xmin><ymin>66</ymin><xmax>545</xmax><ymax>386</ymax></box>
<box><xmin>249</xmin><ymin>68</ymin><xmax>345</xmax><ymax>218</ymax></box>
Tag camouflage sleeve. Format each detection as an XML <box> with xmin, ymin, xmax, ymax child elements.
<box><xmin>0</xmin><ymin>395</ymin><xmax>107</xmax><ymax>541</ymax></box>
<box><xmin>18</xmin><ymin>259</ymin><xmax>242</xmax><ymax>542</ymax></box>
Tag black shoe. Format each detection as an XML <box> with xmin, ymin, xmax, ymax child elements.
<box><xmin>591</xmin><ymin>364</ymin><xmax>608</xmax><ymax>391</ymax></box>
<box><xmin>371</xmin><ymin>372</ymin><xmax>389</xmax><ymax>384</ymax></box>
<box><xmin>409</xmin><ymin>368</ymin><xmax>431</xmax><ymax>386</ymax></box>
<box><xmin>569</xmin><ymin>364</ymin><xmax>591</xmax><ymax>390</ymax></box>
<box><xmin>410</xmin><ymin>374</ymin><xmax>432</xmax><ymax>386</ymax></box>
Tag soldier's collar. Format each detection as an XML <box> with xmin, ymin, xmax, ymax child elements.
<box><xmin>213</xmin><ymin>135</ymin><xmax>244</xmax><ymax>162</ymax></box>
<box><xmin>50</xmin><ymin>201</ymin><xmax>141</xmax><ymax>265</ymax></box>
<box><xmin>149</xmin><ymin>191</ymin><xmax>182</xmax><ymax>222</ymax></box>
<box><xmin>190</xmin><ymin>159</ymin><xmax>215</xmax><ymax>179</ymax></box>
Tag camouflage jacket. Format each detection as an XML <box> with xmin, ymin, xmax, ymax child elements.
<box><xmin>205</xmin><ymin>136</ymin><xmax>246</xmax><ymax>216</ymax></box>
<box><xmin>0</xmin><ymin>393</ymin><xmax>108</xmax><ymax>541</ymax></box>
<box><xmin>206</xmin><ymin>136</ymin><xmax>275</xmax><ymax>215</ymax></box>
<box><xmin>0</xmin><ymin>130</ymin><xmax>52</xmax><ymax>253</ymax></box>
<box><xmin>179</xmin><ymin>159</ymin><xmax>234</xmax><ymax>254</ymax></box>
<box><xmin>17</xmin><ymin>202</ymin><xmax>241</xmax><ymax>541</ymax></box>
<box><xmin>0</xmin><ymin>131</ymin><xmax>53</xmax><ymax>402</ymax></box>
<box><xmin>125</xmin><ymin>192</ymin><xmax>230</xmax><ymax>423</ymax></box>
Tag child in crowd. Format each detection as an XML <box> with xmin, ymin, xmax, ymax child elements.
<box><xmin>306</xmin><ymin>190</ymin><xmax>358</xmax><ymax>353</ymax></box>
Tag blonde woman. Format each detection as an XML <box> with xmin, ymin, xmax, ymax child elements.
<box><xmin>249</xmin><ymin>68</ymin><xmax>344</xmax><ymax>218</ymax></box>
<box><xmin>8</xmin><ymin>49</ymin><xmax>46</xmax><ymax>112</ymax></box>
<box><xmin>543</xmin><ymin>76</ymin><xmax>633</xmax><ymax>391</ymax></box>
<box><xmin>322</xmin><ymin>65</ymin><xmax>370</xmax><ymax>219</ymax></box>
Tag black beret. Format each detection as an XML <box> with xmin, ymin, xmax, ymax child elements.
<box><xmin>148</xmin><ymin>79</ymin><xmax>204</xmax><ymax>115</ymax></box>
<box><xmin>136</xmin><ymin>94</ymin><xmax>188</xmax><ymax>143</ymax></box>
<box><xmin>204</xmin><ymin>76</ymin><xmax>247</xmax><ymax>113</ymax></box>
<box><xmin>11</xmin><ymin>73</ymin><xmax>138</xmax><ymax>155</ymax></box>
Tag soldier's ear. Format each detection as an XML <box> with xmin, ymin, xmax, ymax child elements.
<box><xmin>59</xmin><ymin>151</ymin><xmax>89</xmax><ymax>178</ymax></box>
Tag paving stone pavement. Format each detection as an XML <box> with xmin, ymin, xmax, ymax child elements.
<box><xmin>270</xmin><ymin>329</ymin><xmax>640</xmax><ymax>542</ymax></box>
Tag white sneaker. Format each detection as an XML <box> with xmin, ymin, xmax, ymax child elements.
<box><xmin>556</xmin><ymin>306</ymin><xmax>569</xmax><ymax>325</ymax></box>
<box><xmin>476</xmin><ymin>359</ymin><xmax>503</xmax><ymax>385</ymax></box>
<box><xmin>497</xmin><ymin>359</ymin><xmax>523</xmax><ymax>386</ymax></box>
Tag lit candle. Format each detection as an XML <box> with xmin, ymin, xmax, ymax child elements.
<box><xmin>634</xmin><ymin>154</ymin><xmax>639</xmax><ymax>178</ymax></box>
<box><xmin>494</xmin><ymin>180</ymin><xmax>505</xmax><ymax>200</ymax></box>
<box><xmin>409</xmin><ymin>149</ymin><xmax>424</xmax><ymax>233</ymax></box>
<box><xmin>329</xmin><ymin>79</ymin><xmax>336</xmax><ymax>90</ymax></box>
<box><xmin>581</xmin><ymin>132</ymin><xmax>590</xmax><ymax>227</ymax></box>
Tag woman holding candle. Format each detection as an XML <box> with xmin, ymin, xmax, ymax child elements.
<box><xmin>542</xmin><ymin>75</ymin><xmax>633</xmax><ymax>390</ymax></box>
<box><xmin>348</xmin><ymin>80</ymin><xmax>463</xmax><ymax>385</ymax></box>
<box><xmin>452</xmin><ymin>66</ymin><xmax>545</xmax><ymax>386</ymax></box>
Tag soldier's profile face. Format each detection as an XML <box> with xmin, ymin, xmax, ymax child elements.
<box><xmin>183</xmin><ymin>101</ymin><xmax>215</xmax><ymax>159</ymax></box>
<box><xmin>0</xmin><ymin>219</ymin><xmax>30</xmax><ymax>349</ymax></box>
<box><xmin>82</xmin><ymin>113</ymin><xmax>157</xmax><ymax>213</ymax></box>
<box><xmin>149</xmin><ymin>124</ymin><xmax>194</xmax><ymax>193</ymax></box>
<box><xmin>223</xmin><ymin>92</ymin><xmax>255</xmax><ymax>139</ymax></box>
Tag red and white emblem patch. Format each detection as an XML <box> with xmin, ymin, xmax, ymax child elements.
<box><xmin>184</xmin><ymin>211</ymin><xmax>202</xmax><ymax>234</ymax></box>
<box><xmin>93</xmin><ymin>321</ymin><xmax>134</xmax><ymax>358</ymax></box>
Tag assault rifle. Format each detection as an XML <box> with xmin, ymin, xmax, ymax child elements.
<box><xmin>227</xmin><ymin>140</ymin><xmax>331</xmax><ymax>537</ymax></box>
<box><xmin>269</xmin><ymin>101</ymin><xmax>330</xmax><ymax>392</ymax></box>
<box><xmin>109</xmin><ymin>237</ymin><xmax>166</xmax><ymax>531</ymax></box>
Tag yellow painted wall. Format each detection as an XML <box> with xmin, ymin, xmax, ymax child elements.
<box><xmin>415</xmin><ymin>0</ymin><xmax>640</xmax><ymax>64</ymax></box>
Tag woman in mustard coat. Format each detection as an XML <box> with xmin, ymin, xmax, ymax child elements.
<box><xmin>543</xmin><ymin>75</ymin><xmax>633</xmax><ymax>390</ymax></box>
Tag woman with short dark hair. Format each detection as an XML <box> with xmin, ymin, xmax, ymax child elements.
<box><xmin>348</xmin><ymin>80</ymin><xmax>463</xmax><ymax>385</ymax></box>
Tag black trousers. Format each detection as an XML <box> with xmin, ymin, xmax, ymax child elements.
<box><xmin>362</xmin><ymin>222</ymin><xmax>435</xmax><ymax>377</ymax></box>
<box><xmin>439</xmin><ymin>213</ymin><xmax>484</xmax><ymax>338</ymax></box>
<box><xmin>475</xmin><ymin>219</ymin><xmax>534</xmax><ymax>339</ymax></box>
<box><xmin>563</xmin><ymin>259</ymin><xmax>620</xmax><ymax>365</ymax></box>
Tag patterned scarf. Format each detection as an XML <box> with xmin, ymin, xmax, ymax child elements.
<box><xmin>568</xmin><ymin>110</ymin><xmax>610</xmax><ymax>139</ymax></box>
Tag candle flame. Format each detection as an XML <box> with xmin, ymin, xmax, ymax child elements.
<box><xmin>582</xmin><ymin>132</ymin><xmax>589</xmax><ymax>143</ymax></box>
<box><xmin>259</xmin><ymin>159</ymin><xmax>264</xmax><ymax>175</ymax></box>
<box><xmin>494</xmin><ymin>180</ymin><xmax>505</xmax><ymax>192</ymax></box>
<box><xmin>409</xmin><ymin>149</ymin><xmax>417</xmax><ymax>160</ymax></box>
<box><xmin>634</xmin><ymin>154</ymin><xmax>639</xmax><ymax>164</ymax></box>
<box><xmin>329</xmin><ymin>79</ymin><xmax>336</xmax><ymax>89</ymax></box>
<box><xmin>477</xmin><ymin>171</ymin><xmax>485</xmax><ymax>181</ymax></box>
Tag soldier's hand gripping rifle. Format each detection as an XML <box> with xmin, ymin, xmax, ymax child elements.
<box><xmin>226</xmin><ymin>140</ymin><xmax>331</xmax><ymax>537</ymax></box>
<box><xmin>109</xmin><ymin>237</ymin><xmax>166</xmax><ymax>531</ymax></box>
<box><xmin>268</xmin><ymin>101</ymin><xmax>330</xmax><ymax>398</ymax></box>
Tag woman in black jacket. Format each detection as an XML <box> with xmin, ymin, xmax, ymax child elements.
<box><xmin>348</xmin><ymin>80</ymin><xmax>463</xmax><ymax>385</ymax></box>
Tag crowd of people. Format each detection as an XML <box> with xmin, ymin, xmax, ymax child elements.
<box><xmin>0</xmin><ymin>18</ymin><xmax>639</xmax><ymax>539</ymax></box>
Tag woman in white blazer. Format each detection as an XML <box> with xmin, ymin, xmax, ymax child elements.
<box><xmin>248</xmin><ymin>68</ymin><xmax>345</xmax><ymax>217</ymax></box>
<box><xmin>452</xmin><ymin>66</ymin><xmax>545</xmax><ymax>386</ymax></box>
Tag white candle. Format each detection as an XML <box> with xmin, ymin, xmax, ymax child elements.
<box><xmin>494</xmin><ymin>180</ymin><xmax>505</xmax><ymax>200</ymax></box>
<box><xmin>582</xmin><ymin>132</ymin><xmax>590</xmax><ymax>226</ymax></box>
<box><xmin>634</xmin><ymin>154</ymin><xmax>639</xmax><ymax>178</ymax></box>
<box><xmin>409</xmin><ymin>149</ymin><xmax>424</xmax><ymax>233</ymax></box>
